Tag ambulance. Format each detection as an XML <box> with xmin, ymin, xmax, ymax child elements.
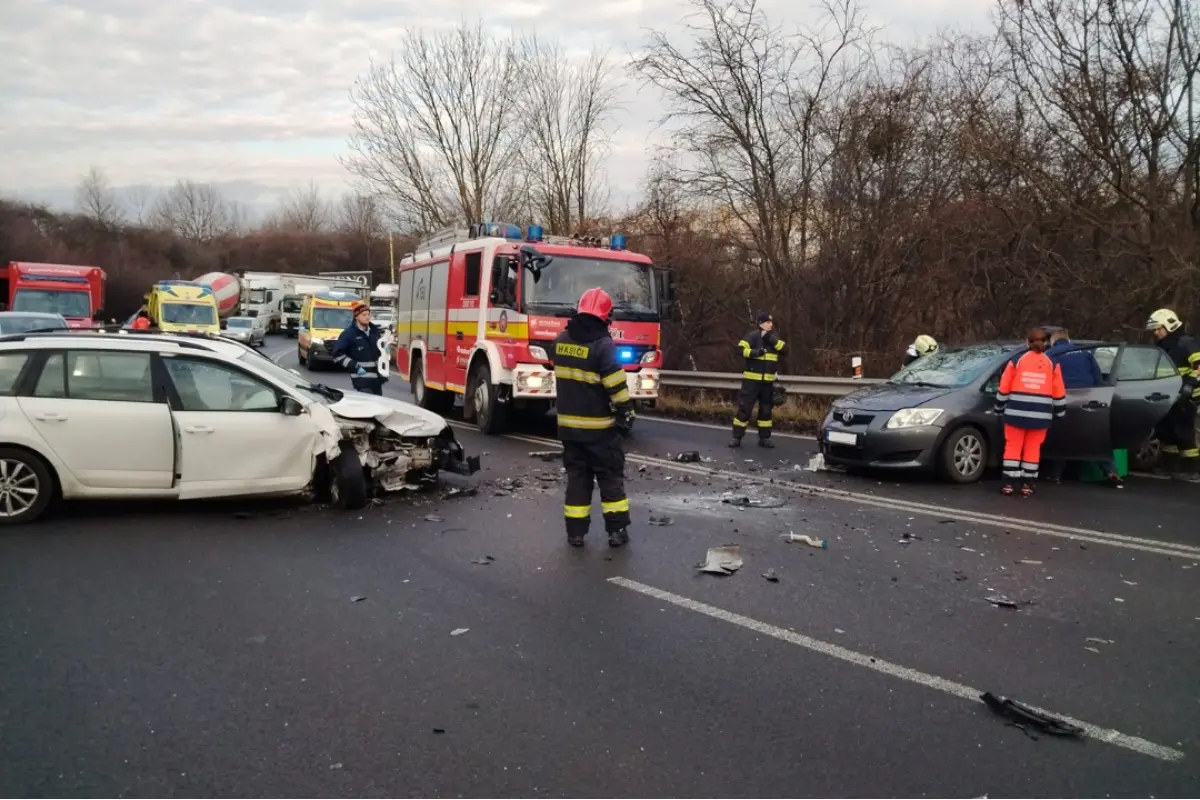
<box><xmin>145</xmin><ymin>280</ymin><xmax>221</xmax><ymax>334</ymax></box>
<box><xmin>297</xmin><ymin>291</ymin><xmax>360</xmax><ymax>370</ymax></box>
<box><xmin>394</xmin><ymin>222</ymin><xmax>678</xmax><ymax>434</ymax></box>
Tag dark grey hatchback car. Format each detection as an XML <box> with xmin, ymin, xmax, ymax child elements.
<box><xmin>818</xmin><ymin>342</ymin><xmax>1182</xmax><ymax>483</ymax></box>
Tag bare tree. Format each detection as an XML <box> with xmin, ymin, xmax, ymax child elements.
<box><xmin>75</xmin><ymin>167</ymin><xmax>125</xmax><ymax>228</ymax></box>
<box><xmin>268</xmin><ymin>180</ymin><xmax>332</xmax><ymax>233</ymax></box>
<box><xmin>152</xmin><ymin>180</ymin><xmax>236</xmax><ymax>242</ymax></box>
<box><xmin>515</xmin><ymin>34</ymin><xmax>620</xmax><ymax>232</ymax></box>
<box><xmin>337</xmin><ymin>192</ymin><xmax>385</xmax><ymax>239</ymax></box>
<box><xmin>342</xmin><ymin>22</ymin><xmax>525</xmax><ymax>230</ymax></box>
<box><xmin>124</xmin><ymin>185</ymin><xmax>154</xmax><ymax>226</ymax></box>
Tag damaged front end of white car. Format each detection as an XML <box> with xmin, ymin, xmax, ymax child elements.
<box><xmin>308</xmin><ymin>395</ymin><xmax>480</xmax><ymax>508</ymax></box>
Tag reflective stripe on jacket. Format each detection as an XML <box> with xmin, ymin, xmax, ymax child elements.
<box><xmin>552</xmin><ymin>315</ymin><xmax>634</xmax><ymax>442</ymax></box>
<box><xmin>332</xmin><ymin>323</ymin><xmax>384</xmax><ymax>374</ymax></box>
<box><xmin>737</xmin><ymin>329</ymin><xmax>786</xmax><ymax>381</ymax></box>
<box><xmin>995</xmin><ymin>351</ymin><xmax>1067</xmax><ymax>430</ymax></box>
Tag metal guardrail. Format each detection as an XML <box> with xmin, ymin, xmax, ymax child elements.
<box><xmin>659</xmin><ymin>370</ymin><xmax>884</xmax><ymax>397</ymax></box>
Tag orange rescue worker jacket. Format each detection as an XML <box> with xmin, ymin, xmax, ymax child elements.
<box><xmin>994</xmin><ymin>351</ymin><xmax>1067</xmax><ymax>430</ymax></box>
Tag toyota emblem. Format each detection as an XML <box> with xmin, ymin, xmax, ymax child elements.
<box><xmin>840</xmin><ymin>410</ymin><xmax>854</xmax><ymax>424</ymax></box>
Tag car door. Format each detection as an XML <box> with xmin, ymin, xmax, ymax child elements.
<box><xmin>1042</xmin><ymin>344</ymin><xmax>1115</xmax><ymax>460</ymax></box>
<box><xmin>16</xmin><ymin>349</ymin><xmax>175</xmax><ymax>489</ymax></box>
<box><xmin>1110</xmin><ymin>343</ymin><xmax>1182</xmax><ymax>449</ymax></box>
<box><xmin>159</xmin><ymin>354</ymin><xmax>318</xmax><ymax>498</ymax></box>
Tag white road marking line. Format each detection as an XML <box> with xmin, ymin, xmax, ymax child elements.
<box><xmin>460</xmin><ymin>425</ymin><xmax>1200</xmax><ymax>559</ymax></box>
<box><xmin>608</xmin><ymin>576</ymin><xmax>1185</xmax><ymax>762</ymax></box>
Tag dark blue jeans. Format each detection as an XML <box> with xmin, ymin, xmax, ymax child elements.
<box><xmin>351</xmin><ymin>376</ymin><xmax>384</xmax><ymax>395</ymax></box>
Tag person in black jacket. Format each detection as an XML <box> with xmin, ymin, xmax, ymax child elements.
<box><xmin>552</xmin><ymin>288</ymin><xmax>635</xmax><ymax>548</ymax></box>
<box><xmin>730</xmin><ymin>311</ymin><xmax>787</xmax><ymax>448</ymax></box>
<box><xmin>331</xmin><ymin>301</ymin><xmax>387</xmax><ymax>395</ymax></box>
<box><xmin>1147</xmin><ymin>308</ymin><xmax>1200</xmax><ymax>482</ymax></box>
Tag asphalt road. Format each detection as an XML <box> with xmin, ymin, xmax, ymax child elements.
<box><xmin>1</xmin><ymin>337</ymin><xmax>1197</xmax><ymax>798</ymax></box>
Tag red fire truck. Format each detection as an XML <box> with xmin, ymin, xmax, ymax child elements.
<box><xmin>2</xmin><ymin>262</ymin><xmax>107</xmax><ymax>329</ymax></box>
<box><xmin>394</xmin><ymin>222</ymin><xmax>677</xmax><ymax>434</ymax></box>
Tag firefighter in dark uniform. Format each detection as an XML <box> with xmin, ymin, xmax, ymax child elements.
<box><xmin>552</xmin><ymin>288</ymin><xmax>635</xmax><ymax>548</ymax></box>
<box><xmin>1147</xmin><ymin>308</ymin><xmax>1200</xmax><ymax>482</ymax></box>
<box><xmin>730</xmin><ymin>311</ymin><xmax>787</xmax><ymax>448</ymax></box>
<box><xmin>332</xmin><ymin>301</ymin><xmax>387</xmax><ymax>395</ymax></box>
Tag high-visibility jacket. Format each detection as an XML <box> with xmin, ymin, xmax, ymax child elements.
<box><xmin>1156</xmin><ymin>330</ymin><xmax>1200</xmax><ymax>402</ymax></box>
<box><xmin>131</xmin><ymin>317</ymin><xmax>151</xmax><ymax>330</ymax></box>
<box><xmin>995</xmin><ymin>351</ymin><xmax>1067</xmax><ymax>430</ymax></box>
<box><xmin>552</xmin><ymin>313</ymin><xmax>634</xmax><ymax>442</ymax></box>
<box><xmin>737</xmin><ymin>329</ymin><xmax>786</xmax><ymax>381</ymax></box>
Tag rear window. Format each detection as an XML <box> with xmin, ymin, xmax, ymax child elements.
<box><xmin>0</xmin><ymin>352</ymin><xmax>30</xmax><ymax>393</ymax></box>
<box><xmin>891</xmin><ymin>346</ymin><xmax>1007</xmax><ymax>388</ymax></box>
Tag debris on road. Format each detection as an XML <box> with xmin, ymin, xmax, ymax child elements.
<box><xmin>1085</xmin><ymin>637</ymin><xmax>1113</xmax><ymax>645</ymax></box>
<box><xmin>980</xmin><ymin>692</ymin><xmax>1083</xmax><ymax>737</ymax></box>
<box><xmin>673</xmin><ymin>451</ymin><xmax>701</xmax><ymax>463</ymax></box>
<box><xmin>423</xmin><ymin>514</ymin><xmax>444</xmax><ymax>523</ymax></box>
<box><xmin>954</xmin><ymin>571</ymin><xmax>969</xmax><ymax>582</ymax></box>
<box><xmin>471</xmin><ymin>556</ymin><xmax>496</xmax><ymax>565</ymax></box>
<box><xmin>330</xmin><ymin>762</ymin><xmax>344</xmax><ymax>770</ymax></box>
<box><xmin>1114</xmin><ymin>597</ymin><xmax>1125</xmax><ymax>603</ymax></box>
<box><xmin>443</xmin><ymin>487</ymin><xmax>479</xmax><ymax>500</ymax></box>
<box><xmin>648</xmin><ymin>515</ymin><xmax>674</xmax><ymax>526</ymax></box>
<box><xmin>722</xmin><ymin>494</ymin><xmax>786</xmax><ymax>509</ymax></box>
<box><xmin>985</xmin><ymin>595</ymin><xmax>1023</xmax><ymax>609</ymax></box>
<box><xmin>529</xmin><ymin>450</ymin><xmax>561</xmax><ymax>462</ymax></box>
<box><xmin>698</xmin><ymin>545</ymin><xmax>743</xmax><ymax>575</ymax></box>
<box><xmin>1016</xmin><ymin>559</ymin><xmax>1043</xmax><ymax>565</ymax></box>
<box><xmin>432</xmin><ymin>728</ymin><xmax>446</xmax><ymax>735</ymax></box>
<box><xmin>761</xmin><ymin>568</ymin><xmax>779</xmax><ymax>582</ymax></box>
<box><xmin>781</xmin><ymin>532</ymin><xmax>827</xmax><ymax>549</ymax></box>
<box><xmin>351</xmin><ymin>596</ymin><xmax>367</xmax><ymax>603</ymax></box>
<box><xmin>450</xmin><ymin>628</ymin><xmax>470</xmax><ymax>636</ymax></box>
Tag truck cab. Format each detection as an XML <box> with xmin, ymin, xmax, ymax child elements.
<box><xmin>147</xmin><ymin>281</ymin><xmax>221</xmax><ymax>334</ymax></box>
<box><xmin>3</xmin><ymin>262</ymin><xmax>106</xmax><ymax>328</ymax></box>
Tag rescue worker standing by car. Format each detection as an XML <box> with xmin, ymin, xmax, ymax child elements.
<box><xmin>903</xmin><ymin>335</ymin><xmax>939</xmax><ymax>367</ymax></box>
<box><xmin>130</xmin><ymin>310</ymin><xmax>151</xmax><ymax>330</ymax></box>
<box><xmin>994</xmin><ymin>327</ymin><xmax>1067</xmax><ymax>497</ymax></box>
<box><xmin>1146</xmin><ymin>308</ymin><xmax>1200</xmax><ymax>482</ymax></box>
<box><xmin>332</xmin><ymin>301</ymin><xmax>387</xmax><ymax>395</ymax></box>
<box><xmin>551</xmin><ymin>288</ymin><xmax>634</xmax><ymax>548</ymax></box>
<box><xmin>730</xmin><ymin>312</ymin><xmax>787</xmax><ymax>448</ymax></box>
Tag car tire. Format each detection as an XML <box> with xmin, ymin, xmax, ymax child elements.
<box><xmin>939</xmin><ymin>426</ymin><xmax>988</xmax><ymax>484</ymax></box>
<box><xmin>0</xmin><ymin>447</ymin><xmax>55</xmax><ymax>525</ymax></box>
<box><xmin>329</xmin><ymin>445</ymin><xmax>368</xmax><ymax>510</ymax></box>
<box><xmin>468</xmin><ymin>363</ymin><xmax>507</xmax><ymax>435</ymax></box>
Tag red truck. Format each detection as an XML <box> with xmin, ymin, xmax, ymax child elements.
<box><xmin>2</xmin><ymin>262</ymin><xmax>107</xmax><ymax>329</ymax></box>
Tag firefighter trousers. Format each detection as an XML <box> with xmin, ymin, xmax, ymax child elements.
<box><xmin>1155</xmin><ymin>401</ymin><xmax>1198</xmax><ymax>469</ymax></box>
<box><xmin>562</xmin><ymin>437</ymin><xmax>630</xmax><ymax>537</ymax></box>
<box><xmin>732</xmin><ymin>379</ymin><xmax>774</xmax><ymax>440</ymax></box>
<box><xmin>351</xmin><ymin>375</ymin><xmax>385</xmax><ymax>395</ymax></box>
<box><xmin>1002</xmin><ymin>425</ymin><xmax>1047</xmax><ymax>482</ymax></box>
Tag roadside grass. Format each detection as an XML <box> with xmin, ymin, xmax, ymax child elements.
<box><xmin>647</xmin><ymin>388</ymin><xmax>829</xmax><ymax>435</ymax></box>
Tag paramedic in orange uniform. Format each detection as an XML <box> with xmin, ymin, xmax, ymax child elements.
<box><xmin>994</xmin><ymin>327</ymin><xmax>1067</xmax><ymax>497</ymax></box>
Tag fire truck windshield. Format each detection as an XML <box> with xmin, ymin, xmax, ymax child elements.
<box><xmin>12</xmin><ymin>289</ymin><xmax>91</xmax><ymax>318</ymax></box>
<box><xmin>522</xmin><ymin>256</ymin><xmax>656</xmax><ymax>320</ymax></box>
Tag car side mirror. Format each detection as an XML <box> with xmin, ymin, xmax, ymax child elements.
<box><xmin>279</xmin><ymin>396</ymin><xmax>304</xmax><ymax>416</ymax></box>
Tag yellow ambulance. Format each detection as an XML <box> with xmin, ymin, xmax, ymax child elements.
<box><xmin>297</xmin><ymin>291</ymin><xmax>359</xmax><ymax>369</ymax></box>
<box><xmin>146</xmin><ymin>281</ymin><xmax>221</xmax><ymax>334</ymax></box>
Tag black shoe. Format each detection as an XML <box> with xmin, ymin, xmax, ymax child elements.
<box><xmin>728</xmin><ymin>438</ymin><xmax>742</xmax><ymax>448</ymax></box>
<box><xmin>567</xmin><ymin>534</ymin><xmax>586</xmax><ymax>547</ymax></box>
<box><xmin>607</xmin><ymin>528</ymin><xmax>630</xmax><ymax>547</ymax></box>
<box><xmin>758</xmin><ymin>439</ymin><xmax>775</xmax><ymax>448</ymax></box>
<box><xmin>1105</xmin><ymin>472</ymin><xmax>1125</xmax><ymax>489</ymax></box>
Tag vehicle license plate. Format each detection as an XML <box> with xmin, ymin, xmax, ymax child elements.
<box><xmin>826</xmin><ymin>430</ymin><xmax>858</xmax><ymax>445</ymax></box>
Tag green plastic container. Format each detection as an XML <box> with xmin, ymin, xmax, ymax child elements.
<box><xmin>1079</xmin><ymin>449</ymin><xmax>1129</xmax><ymax>482</ymax></box>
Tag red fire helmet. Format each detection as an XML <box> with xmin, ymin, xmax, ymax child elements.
<box><xmin>577</xmin><ymin>288</ymin><xmax>613</xmax><ymax>322</ymax></box>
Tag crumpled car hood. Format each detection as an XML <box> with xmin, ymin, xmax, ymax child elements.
<box><xmin>325</xmin><ymin>393</ymin><xmax>449</xmax><ymax>437</ymax></box>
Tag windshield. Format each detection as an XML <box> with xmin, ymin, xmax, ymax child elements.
<box><xmin>248</xmin><ymin>289</ymin><xmax>268</xmax><ymax>304</ymax></box>
<box><xmin>162</xmin><ymin>303</ymin><xmax>217</xmax><ymax>325</ymax></box>
<box><xmin>227</xmin><ymin>318</ymin><xmax>252</xmax><ymax>328</ymax></box>
<box><xmin>312</xmin><ymin>307</ymin><xmax>353</xmax><ymax>330</ymax></box>
<box><xmin>890</xmin><ymin>346</ymin><xmax>1007</xmax><ymax>388</ymax></box>
<box><xmin>0</xmin><ymin>314</ymin><xmax>67</xmax><ymax>334</ymax></box>
<box><xmin>281</xmin><ymin>297</ymin><xmax>304</xmax><ymax>313</ymax></box>
<box><xmin>12</xmin><ymin>289</ymin><xmax>91</xmax><ymax>318</ymax></box>
<box><xmin>522</xmin><ymin>256</ymin><xmax>657</xmax><ymax>320</ymax></box>
<box><xmin>231</xmin><ymin>349</ymin><xmax>338</xmax><ymax>404</ymax></box>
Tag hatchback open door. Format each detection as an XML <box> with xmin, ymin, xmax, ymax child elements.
<box><xmin>1109</xmin><ymin>343</ymin><xmax>1182</xmax><ymax>450</ymax></box>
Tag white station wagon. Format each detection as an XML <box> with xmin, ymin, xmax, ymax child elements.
<box><xmin>0</xmin><ymin>331</ymin><xmax>479</xmax><ymax>524</ymax></box>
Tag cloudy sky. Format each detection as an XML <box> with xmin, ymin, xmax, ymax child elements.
<box><xmin>1</xmin><ymin>0</ymin><xmax>993</xmax><ymax>221</ymax></box>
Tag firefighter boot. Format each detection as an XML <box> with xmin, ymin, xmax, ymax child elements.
<box><xmin>758</xmin><ymin>438</ymin><xmax>775</xmax><ymax>449</ymax></box>
<box><xmin>608</xmin><ymin>527</ymin><xmax>630</xmax><ymax>547</ymax></box>
<box><xmin>728</xmin><ymin>436</ymin><xmax>742</xmax><ymax>448</ymax></box>
<box><xmin>1172</xmin><ymin>456</ymin><xmax>1200</xmax><ymax>483</ymax></box>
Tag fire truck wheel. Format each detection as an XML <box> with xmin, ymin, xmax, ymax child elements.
<box><xmin>469</xmin><ymin>363</ymin><xmax>507</xmax><ymax>434</ymax></box>
<box><xmin>411</xmin><ymin>359</ymin><xmax>450</xmax><ymax>412</ymax></box>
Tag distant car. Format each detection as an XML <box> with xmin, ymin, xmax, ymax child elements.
<box><xmin>819</xmin><ymin>341</ymin><xmax>1182</xmax><ymax>483</ymax></box>
<box><xmin>0</xmin><ymin>312</ymin><xmax>68</xmax><ymax>335</ymax></box>
<box><xmin>223</xmin><ymin>316</ymin><xmax>266</xmax><ymax>348</ymax></box>
<box><xmin>0</xmin><ymin>330</ymin><xmax>479</xmax><ymax>524</ymax></box>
